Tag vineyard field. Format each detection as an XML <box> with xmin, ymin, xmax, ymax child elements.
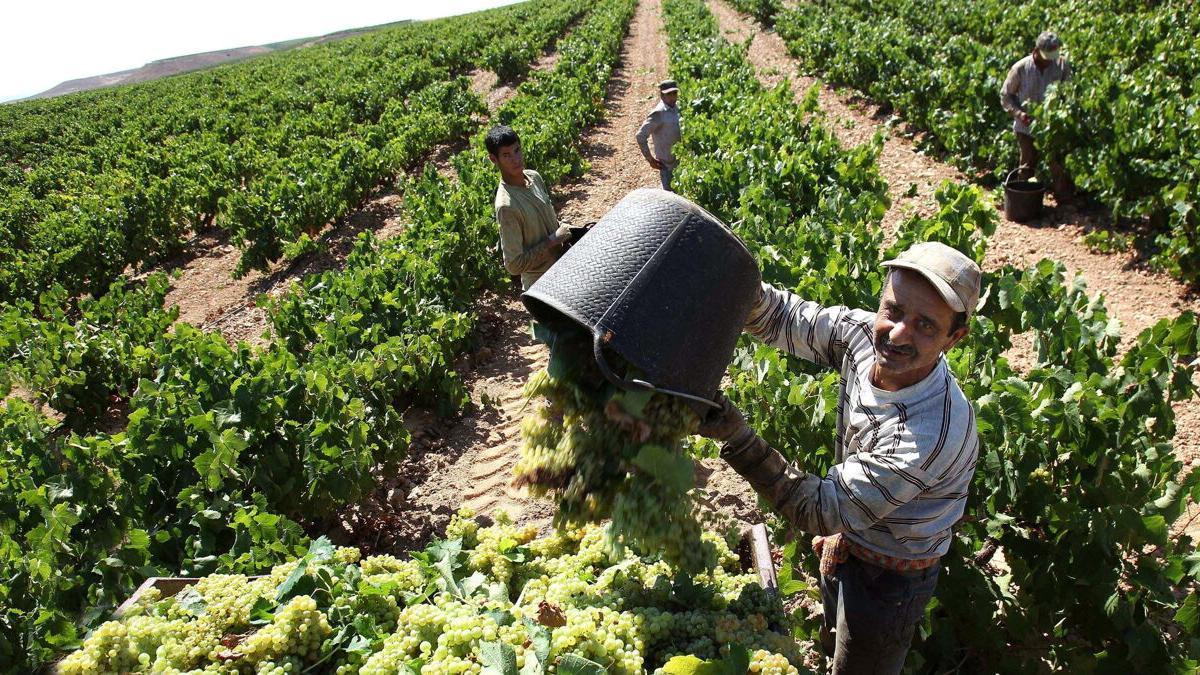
<box><xmin>3</xmin><ymin>0</ymin><xmax>1200</xmax><ymax>672</ymax></box>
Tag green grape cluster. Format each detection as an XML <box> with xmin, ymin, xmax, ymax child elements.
<box><xmin>56</xmin><ymin>615</ymin><xmax>187</xmax><ymax>675</ymax></box>
<box><xmin>331</xmin><ymin>584</ymin><xmax>403</xmax><ymax>634</ymax></box>
<box><xmin>236</xmin><ymin>595</ymin><xmax>332</xmax><ymax>667</ymax></box>
<box><xmin>748</xmin><ymin>648</ymin><xmax>803</xmax><ymax>675</ymax></box>
<box><xmin>514</xmin><ymin>332</ymin><xmax>718</xmax><ymax>571</ymax></box>
<box><xmin>444</xmin><ymin>506</ymin><xmax>482</xmax><ymax>545</ymax></box>
<box><xmin>464</xmin><ymin>510</ymin><xmax>539</xmax><ymax>587</ymax></box>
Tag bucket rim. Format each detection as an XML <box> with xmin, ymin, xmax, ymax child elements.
<box><xmin>1005</xmin><ymin>181</ymin><xmax>1045</xmax><ymax>194</ymax></box>
<box><xmin>1004</xmin><ymin>167</ymin><xmax>1046</xmax><ymax>193</ymax></box>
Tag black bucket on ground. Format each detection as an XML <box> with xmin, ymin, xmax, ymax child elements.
<box><xmin>1003</xmin><ymin>167</ymin><xmax>1046</xmax><ymax>222</ymax></box>
<box><xmin>522</xmin><ymin>189</ymin><xmax>761</xmax><ymax>411</ymax></box>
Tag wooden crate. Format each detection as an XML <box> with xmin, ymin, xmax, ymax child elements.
<box><xmin>114</xmin><ymin>526</ymin><xmax>780</xmax><ymax>620</ymax></box>
<box><xmin>739</xmin><ymin>523</ymin><xmax>779</xmax><ymax>597</ymax></box>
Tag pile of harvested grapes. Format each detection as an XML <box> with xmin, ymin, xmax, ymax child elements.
<box><xmin>56</xmin><ymin>511</ymin><xmax>805</xmax><ymax>674</ymax></box>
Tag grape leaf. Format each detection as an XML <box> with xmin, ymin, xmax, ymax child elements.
<box><xmin>1177</xmin><ymin>593</ymin><xmax>1199</xmax><ymax>636</ymax></box>
<box><xmin>556</xmin><ymin>654</ymin><xmax>607</xmax><ymax>675</ymax></box>
<box><xmin>479</xmin><ymin>640</ymin><xmax>518</xmax><ymax>675</ymax></box>
<box><xmin>631</xmin><ymin>444</ymin><xmax>694</xmax><ymax>494</ymax></box>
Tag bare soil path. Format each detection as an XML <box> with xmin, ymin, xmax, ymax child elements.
<box><xmin>710</xmin><ymin>1</ymin><xmax>1200</xmax><ymax>535</ymax></box>
<box><xmin>406</xmin><ymin>292</ymin><xmax>555</xmax><ymax>531</ymax></box>
<box><xmin>556</xmin><ymin>0</ymin><xmax>671</xmax><ymax>224</ymax></box>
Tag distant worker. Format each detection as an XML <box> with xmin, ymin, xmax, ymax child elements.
<box><xmin>698</xmin><ymin>242</ymin><xmax>983</xmax><ymax>675</ymax></box>
<box><xmin>1001</xmin><ymin>31</ymin><xmax>1074</xmax><ymax>203</ymax></box>
<box><xmin>487</xmin><ymin>125</ymin><xmax>572</xmax><ymax>291</ymax></box>
<box><xmin>636</xmin><ymin>79</ymin><xmax>682</xmax><ymax>191</ymax></box>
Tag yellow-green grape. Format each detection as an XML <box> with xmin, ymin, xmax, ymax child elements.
<box><xmin>748</xmin><ymin>648</ymin><xmax>801</xmax><ymax>675</ymax></box>
<box><xmin>446</xmin><ymin>508</ymin><xmax>481</xmax><ymax>545</ymax></box>
<box><xmin>334</xmin><ymin>546</ymin><xmax>363</xmax><ymax>565</ymax></box>
<box><xmin>466</xmin><ymin>516</ymin><xmax>539</xmax><ymax>587</ymax></box>
<box><xmin>516</xmin><ymin>356</ymin><xmax>713</xmax><ymax>572</ymax></box>
<box><xmin>56</xmin><ymin>615</ymin><xmax>186</xmax><ymax>675</ymax></box>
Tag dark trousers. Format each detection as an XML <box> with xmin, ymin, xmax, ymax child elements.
<box><xmin>659</xmin><ymin>164</ymin><xmax>675</xmax><ymax>192</ymax></box>
<box><xmin>819</xmin><ymin>556</ymin><xmax>939</xmax><ymax>675</ymax></box>
<box><xmin>1015</xmin><ymin>131</ymin><xmax>1074</xmax><ymax>201</ymax></box>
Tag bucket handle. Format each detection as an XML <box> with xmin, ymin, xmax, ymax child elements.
<box><xmin>1004</xmin><ymin>167</ymin><xmax>1022</xmax><ymax>188</ymax></box>
<box><xmin>592</xmin><ymin>331</ymin><xmax>721</xmax><ymax>409</ymax></box>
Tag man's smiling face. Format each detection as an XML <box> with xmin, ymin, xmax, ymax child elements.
<box><xmin>872</xmin><ymin>268</ymin><xmax>968</xmax><ymax>391</ymax></box>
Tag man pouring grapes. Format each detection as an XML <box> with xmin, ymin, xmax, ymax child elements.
<box><xmin>698</xmin><ymin>242</ymin><xmax>982</xmax><ymax>674</ymax></box>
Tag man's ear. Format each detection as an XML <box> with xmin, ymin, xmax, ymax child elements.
<box><xmin>945</xmin><ymin>325</ymin><xmax>970</xmax><ymax>352</ymax></box>
<box><xmin>487</xmin><ymin>153</ymin><xmax>498</xmax><ymax>167</ymax></box>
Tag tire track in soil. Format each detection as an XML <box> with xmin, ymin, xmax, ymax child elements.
<box><xmin>710</xmin><ymin>1</ymin><xmax>1200</xmax><ymax>541</ymax></box>
<box><xmin>406</xmin><ymin>291</ymin><xmax>555</xmax><ymax>532</ymax></box>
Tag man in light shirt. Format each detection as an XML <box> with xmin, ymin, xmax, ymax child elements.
<box><xmin>1001</xmin><ymin>31</ymin><xmax>1074</xmax><ymax>203</ymax></box>
<box><xmin>699</xmin><ymin>242</ymin><xmax>982</xmax><ymax>674</ymax></box>
<box><xmin>487</xmin><ymin>125</ymin><xmax>571</xmax><ymax>291</ymax></box>
<box><xmin>635</xmin><ymin>79</ymin><xmax>682</xmax><ymax>191</ymax></box>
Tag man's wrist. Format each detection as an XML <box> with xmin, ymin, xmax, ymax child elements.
<box><xmin>719</xmin><ymin>425</ymin><xmax>758</xmax><ymax>458</ymax></box>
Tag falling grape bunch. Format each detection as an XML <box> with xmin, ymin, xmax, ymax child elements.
<box><xmin>514</xmin><ymin>326</ymin><xmax>723</xmax><ymax>571</ymax></box>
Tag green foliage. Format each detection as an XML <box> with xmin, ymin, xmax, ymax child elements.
<box><xmin>1081</xmin><ymin>228</ymin><xmax>1134</xmax><ymax>255</ymax></box>
<box><xmin>665</xmin><ymin>0</ymin><xmax>1200</xmax><ymax>669</ymax></box>
<box><xmin>770</xmin><ymin>0</ymin><xmax>1200</xmax><ymax>285</ymax></box>
<box><xmin>726</xmin><ymin>0</ymin><xmax>782</xmax><ymax>27</ymax></box>
<box><xmin>0</xmin><ymin>274</ymin><xmax>176</xmax><ymax>429</ymax></box>
<box><xmin>0</xmin><ymin>399</ymin><xmax>311</xmax><ymax>670</ymax></box>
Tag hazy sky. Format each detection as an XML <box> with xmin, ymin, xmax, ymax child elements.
<box><xmin>0</xmin><ymin>0</ymin><xmax>524</xmax><ymax>102</ymax></box>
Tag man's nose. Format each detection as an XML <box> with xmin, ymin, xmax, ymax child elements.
<box><xmin>889</xmin><ymin>321</ymin><xmax>914</xmax><ymax>344</ymax></box>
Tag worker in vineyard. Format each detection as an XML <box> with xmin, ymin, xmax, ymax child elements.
<box><xmin>698</xmin><ymin>242</ymin><xmax>982</xmax><ymax>674</ymax></box>
<box><xmin>635</xmin><ymin>79</ymin><xmax>681</xmax><ymax>191</ymax></box>
<box><xmin>487</xmin><ymin>125</ymin><xmax>573</xmax><ymax>291</ymax></box>
<box><xmin>1001</xmin><ymin>31</ymin><xmax>1075</xmax><ymax>203</ymax></box>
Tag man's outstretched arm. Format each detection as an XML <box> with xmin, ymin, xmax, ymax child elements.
<box><xmin>745</xmin><ymin>283</ymin><xmax>873</xmax><ymax>370</ymax></box>
<box><xmin>699</xmin><ymin>394</ymin><xmax>933</xmax><ymax>536</ymax></box>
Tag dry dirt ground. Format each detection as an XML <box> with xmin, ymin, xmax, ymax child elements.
<box><xmin>709</xmin><ymin>1</ymin><xmax>1200</xmax><ymax>538</ymax></box>
<box><xmin>556</xmin><ymin>0</ymin><xmax>671</xmax><ymax>224</ymax></box>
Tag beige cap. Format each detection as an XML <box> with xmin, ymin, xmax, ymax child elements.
<box><xmin>882</xmin><ymin>242</ymin><xmax>982</xmax><ymax>316</ymax></box>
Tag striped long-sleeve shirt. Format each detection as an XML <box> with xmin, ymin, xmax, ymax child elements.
<box><xmin>730</xmin><ymin>284</ymin><xmax>980</xmax><ymax>560</ymax></box>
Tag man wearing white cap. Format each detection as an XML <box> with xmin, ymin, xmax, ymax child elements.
<box><xmin>635</xmin><ymin>79</ymin><xmax>682</xmax><ymax>191</ymax></box>
<box><xmin>698</xmin><ymin>242</ymin><xmax>982</xmax><ymax>674</ymax></box>
<box><xmin>1001</xmin><ymin>30</ymin><xmax>1074</xmax><ymax>203</ymax></box>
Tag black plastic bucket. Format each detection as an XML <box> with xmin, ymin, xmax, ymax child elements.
<box><xmin>1003</xmin><ymin>167</ymin><xmax>1045</xmax><ymax>222</ymax></box>
<box><xmin>522</xmin><ymin>189</ymin><xmax>761</xmax><ymax>410</ymax></box>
